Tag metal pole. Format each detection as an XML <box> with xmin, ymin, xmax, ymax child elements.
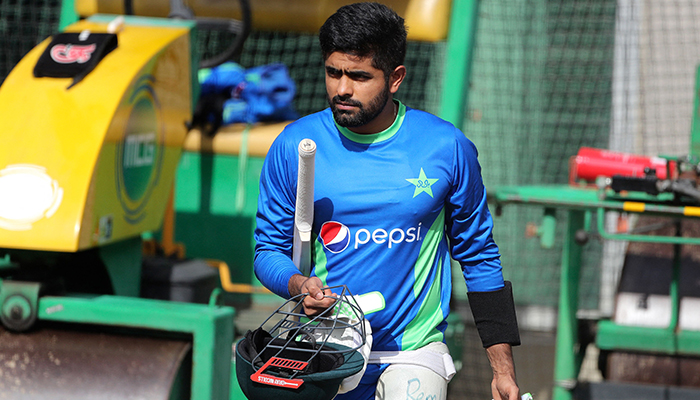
<box><xmin>439</xmin><ymin>0</ymin><xmax>480</xmax><ymax>128</ymax></box>
<box><xmin>552</xmin><ymin>210</ymin><xmax>585</xmax><ymax>400</ymax></box>
<box><xmin>691</xmin><ymin>65</ymin><xmax>700</xmax><ymax>158</ymax></box>
<box><xmin>58</xmin><ymin>0</ymin><xmax>79</xmax><ymax>31</ymax></box>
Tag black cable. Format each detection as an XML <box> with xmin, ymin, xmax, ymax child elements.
<box><xmin>198</xmin><ymin>0</ymin><xmax>252</xmax><ymax>69</ymax></box>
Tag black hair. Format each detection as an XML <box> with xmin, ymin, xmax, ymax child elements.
<box><xmin>319</xmin><ymin>2</ymin><xmax>407</xmax><ymax>77</ymax></box>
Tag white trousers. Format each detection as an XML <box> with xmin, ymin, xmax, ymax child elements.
<box><xmin>374</xmin><ymin>342</ymin><xmax>452</xmax><ymax>400</ymax></box>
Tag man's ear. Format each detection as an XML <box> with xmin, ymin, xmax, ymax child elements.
<box><xmin>389</xmin><ymin>65</ymin><xmax>407</xmax><ymax>94</ymax></box>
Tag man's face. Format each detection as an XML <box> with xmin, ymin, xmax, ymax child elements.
<box><xmin>325</xmin><ymin>52</ymin><xmax>390</xmax><ymax>128</ymax></box>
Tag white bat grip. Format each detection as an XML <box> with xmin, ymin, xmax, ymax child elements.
<box><xmin>293</xmin><ymin>139</ymin><xmax>316</xmax><ymax>275</ymax></box>
<box><xmin>295</xmin><ymin>139</ymin><xmax>316</xmax><ymax>230</ymax></box>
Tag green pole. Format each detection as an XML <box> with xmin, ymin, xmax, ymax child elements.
<box><xmin>552</xmin><ymin>210</ymin><xmax>585</xmax><ymax>400</ymax></box>
<box><xmin>595</xmin><ymin>208</ymin><xmax>700</xmax><ymax>245</ymax></box>
<box><xmin>58</xmin><ymin>0</ymin><xmax>79</xmax><ymax>31</ymax></box>
<box><xmin>439</xmin><ymin>0</ymin><xmax>480</xmax><ymax>128</ymax></box>
<box><xmin>691</xmin><ymin>65</ymin><xmax>700</xmax><ymax>158</ymax></box>
<box><xmin>668</xmin><ymin>222</ymin><xmax>682</xmax><ymax>349</ymax></box>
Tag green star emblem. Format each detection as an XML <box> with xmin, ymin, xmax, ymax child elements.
<box><xmin>406</xmin><ymin>168</ymin><xmax>439</xmax><ymax>198</ymax></box>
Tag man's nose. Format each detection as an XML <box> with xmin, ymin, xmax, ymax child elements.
<box><xmin>336</xmin><ymin>75</ymin><xmax>353</xmax><ymax>97</ymax></box>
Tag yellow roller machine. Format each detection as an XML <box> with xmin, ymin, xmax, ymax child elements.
<box><xmin>0</xmin><ymin>14</ymin><xmax>234</xmax><ymax>400</ymax></box>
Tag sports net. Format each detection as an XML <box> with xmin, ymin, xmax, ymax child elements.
<box><xmin>468</xmin><ymin>0</ymin><xmax>700</xmax><ymax>322</ymax></box>
<box><xmin>0</xmin><ymin>0</ymin><xmax>60</xmax><ymax>83</ymax></box>
<box><xmin>467</xmin><ymin>0</ymin><xmax>617</xmax><ymax>314</ymax></box>
<box><xmin>237</xmin><ymin>31</ymin><xmax>445</xmax><ymax>117</ymax></box>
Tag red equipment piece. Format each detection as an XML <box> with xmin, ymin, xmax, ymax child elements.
<box><xmin>569</xmin><ymin>147</ymin><xmax>677</xmax><ymax>186</ymax></box>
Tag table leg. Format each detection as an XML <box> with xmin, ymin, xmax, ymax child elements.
<box><xmin>552</xmin><ymin>210</ymin><xmax>585</xmax><ymax>400</ymax></box>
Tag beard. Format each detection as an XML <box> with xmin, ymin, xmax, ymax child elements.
<box><xmin>328</xmin><ymin>84</ymin><xmax>390</xmax><ymax>128</ymax></box>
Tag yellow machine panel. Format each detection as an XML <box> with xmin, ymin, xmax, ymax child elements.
<box><xmin>0</xmin><ymin>17</ymin><xmax>194</xmax><ymax>252</ymax></box>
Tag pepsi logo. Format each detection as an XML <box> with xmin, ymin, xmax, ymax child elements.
<box><xmin>320</xmin><ymin>221</ymin><xmax>350</xmax><ymax>253</ymax></box>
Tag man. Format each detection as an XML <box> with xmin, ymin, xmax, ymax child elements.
<box><xmin>253</xmin><ymin>2</ymin><xmax>521</xmax><ymax>399</ymax></box>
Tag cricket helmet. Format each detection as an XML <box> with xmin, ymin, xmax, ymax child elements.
<box><xmin>235</xmin><ymin>285</ymin><xmax>369</xmax><ymax>400</ymax></box>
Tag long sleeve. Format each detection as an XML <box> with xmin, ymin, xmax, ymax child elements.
<box><xmin>253</xmin><ymin>134</ymin><xmax>300</xmax><ymax>298</ymax></box>
<box><xmin>445</xmin><ymin>131</ymin><xmax>504</xmax><ymax>293</ymax></box>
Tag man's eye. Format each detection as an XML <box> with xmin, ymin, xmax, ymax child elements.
<box><xmin>348</xmin><ymin>73</ymin><xmax>370</xmax><ymax>81</ymax></box>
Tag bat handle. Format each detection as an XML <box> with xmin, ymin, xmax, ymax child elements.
<box><xmin>294</xmin><ymin>139</ymin><xmax>316</xmax><ymax>276</ymax></box>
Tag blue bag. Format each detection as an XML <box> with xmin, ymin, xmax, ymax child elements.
<box><xmin>196</xmin><ymin>62</ymin><xmax>299</xmax><ymax>130</ymax></box>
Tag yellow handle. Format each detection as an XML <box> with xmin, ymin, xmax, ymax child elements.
<box><xmin>205</xmin><ymin>259</ymin><xmax>272</xmax><ymax>294</ymax></box>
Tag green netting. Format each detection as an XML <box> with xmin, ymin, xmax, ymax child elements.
<box><xmin>235</xmin><ymin>31</ymin><xmax>445</xmax><ymax>117</ymax></box>
<box><xmin>466</xmin><ymin>0</ymin><xmax>617</xmax><ymax>311</ymax></box>
<box><xmin>0</xmin><ymin>0</ymin><xmax>61</xmax><ymax>84</ymax></box>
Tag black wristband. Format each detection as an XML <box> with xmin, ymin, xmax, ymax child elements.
<box><xmin>467</xmin><ymin>281</ymin><xmax>521</xmax><ymax>348</ymax></box>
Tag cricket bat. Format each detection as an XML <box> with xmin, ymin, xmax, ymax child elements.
<box><xmin>293</xmin><ymin>138</ymin><xmax>316</xmax><ymax>276</ymax></box>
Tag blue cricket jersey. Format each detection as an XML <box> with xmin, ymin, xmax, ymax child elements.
<box><xmin>254</xmin><ymin>101</ymin><xmax>504</xmax><ymax>353</ymax></box>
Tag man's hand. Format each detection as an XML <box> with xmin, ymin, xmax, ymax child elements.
<box><xmin>288</xmin><ymin>274</ymin><xmax>336</xmax><ymax>316</ymax></box>
<box><xmin>486</xmin><ymin>343</ymin><xmax>519</xmax><ymax>400</ymax></box>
